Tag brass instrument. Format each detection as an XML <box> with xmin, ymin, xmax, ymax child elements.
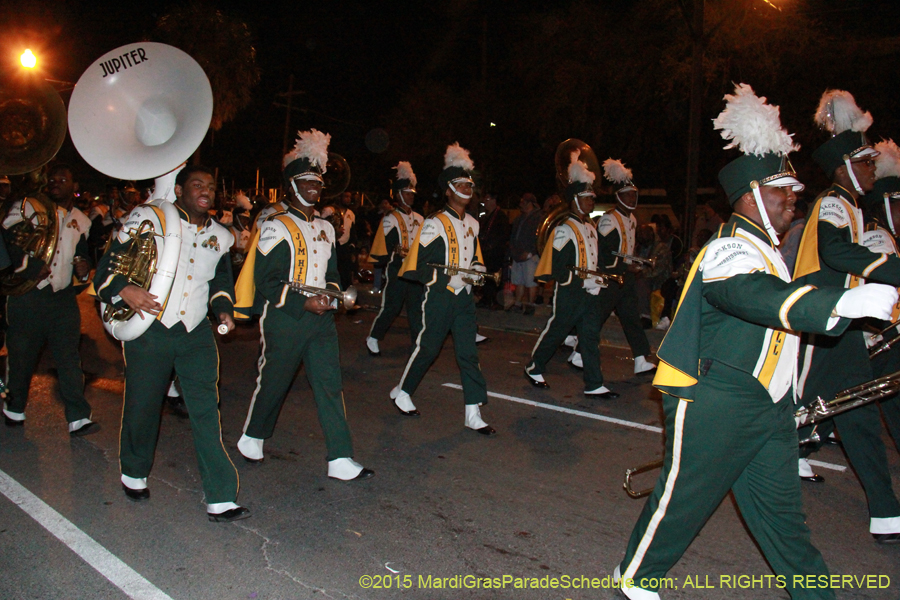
<box><xmin>623</xmin><ymin>369</ymin><xmax>900</xmax><ymax>498</ymax></box>
<box><xmin>868</xmin><ymin>320</ymin><xmax>900</xmax><ymax>358</ymax></box>
<box><xmin>282</xmin><ymin>279</ymin><xmax>357</xmax><ymax>308</ymax></box>
<box><xmin>796</xmin><ymin>369</ymin><xmax>900</xmax><ymax>444</ymax></box>
<box><xmin>612</xmin><ymin>251</ymin><xmax>656</xmax><ymax>269</ymax></box>
<box><xmin>624</xmin><ymin>459</ymin><xmax>664</xmax><ymax>499</ymax></box>
<box><xmin>568</xmin><ymin>265</ymin><xmax>623</xmax><ymax>287</ymax></box>
<box><xmin>426</xmin><ymin>263</ymin><xmax>500</xmax><ymax>287</ymax></box>
<box><xmin>1</xmin><ymin>195</ymin><xmax>60</xmax><ymax>296</ymax></box>
<box><xmin>535</xmin><ymin>204</ymin><xmax>570</xmax><ymax>257</ymax></box>
<box><xmin>322</xmin><ymin>153</ymin><xmax>351</xmax><ymax>199</ymax></box>
<box><xmin>102</xmin><ymin>220</ymin><xmax>160</xmax><ymax>323</ymax></box>
<box><xmin>326</xmin><ymin>204</ymin><xmax>346</xmax><ymax>238</ymax></box>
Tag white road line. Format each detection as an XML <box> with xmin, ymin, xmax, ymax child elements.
<box><xmin>441</xmin><ymin>384</ymin><xmax>848</xmax><ymax>473</ymax></box>
<box><xmin>0</xmin><ymin>469</ymin><xmax>174</xmax><ymax>600</ymax></box>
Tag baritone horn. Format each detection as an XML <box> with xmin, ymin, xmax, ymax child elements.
<box><xmin>0</xmin><ymin>72</ymin><xmax>67</xmax><ymax>296</ymax></box>
<box><xmin>427</xmin><ymin>263</ymin><xmax>500</xmax><ymax>286</ymax></box>
<box><xmin>568</xmin><ymin>265</ymin><xmax>623</xmax><ymax>287</ymax></box>
<box><xmin>612</xmin><ymin>251</ymin><xmax>656</xmax><ymax>269</ymax></box>
<box><xmin>68</xmin><ymin>42</ymin><xmax>213</xmax><ymax>341</ymax></box>
<box><xmin>868</xmin><ymin>320</ymin><xmax>900</xmax><ymax>358</ymax></box>
<box><xmin>282</xmin><ymin>280</ymin><xmax>357</xmax><ymax>308</ymax></box>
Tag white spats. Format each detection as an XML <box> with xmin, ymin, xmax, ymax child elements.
<box><xmin>366</xmin><ymin>336</ymin><xmax>381</xmax><ymax>355</ymax></box>
<box><xmin>237</xmin><ymin>434</ymin><xmax>264</xmax><ymax>461</ymax></box>
<box><xmin>121</xmin><ymin>474</ymin><xmax>148</xmax><ymax>490</ymax></box>
<box><xmin>67</xmin><ymin>418</ymin><xmax>94</xmax><ymax>434</ymax></box>
<box><xmin>563</xmin><ymin>335</ymin><xmax>578</xmax><ymax>348</ymax></box>
<box><xmin>870</xmin><ymin>516</ymin><xmax>900</xmax><ymax>534</ymax></box>
<box><xmin>328</xmin><ymin>457</ymin><xmax>365</xmax><ymax>480</ymax></box>
<box><xmin>634</xmin><ymin>356</ymin><xmax>657</xmax><ymax>375</ymax></box>
<box><xmin>167</xmin><ymin>380</ymin><xmax>180</xmax><ymax>398</ymax></box>
<box><xmin>798</xmin><ymin>458</ymin><xmax>816</xmax><ymax>478</ymax></box>
<box><xmin>2</xmin><ymin>403</ymin><xmax>24</xmax><ymax>422</ymax></box>
<box><xmin>465</xmin><ymin>404</ymin><xmax>489</xmax><ymax>430</ymax></box>
<box><xmin>475</xmin><ymin>332</ymin><xmax>488</xmax><ymax>344</ymax></box>
<box><xmin>568</xmin><ymin>350</ymin><xmax>583</xmax><ymax>368</ymax></box>
<box><xmin>585</xmin><ymin>386</ymin><xmax>614</xmax><ymax>395</ymax></box>
<box><xmin>207</xmin><ymin>501</ymin><xmax>240</xmax><ymax>515</ymax></box>
<box><xmin>392</xmin><ymin>388</ymin><xmax>417</xmax><ymax>413</ymax></box>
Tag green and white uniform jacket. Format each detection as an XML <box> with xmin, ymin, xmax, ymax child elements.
<box><xmin>534</xmin><ymin>212</ymin><xmax>602</xmax><ymax>294</ymax></box>
<box><xmin>597</xmin><ymin>208</ymin><xmax>636</xmax><ymax>274</ymax></box>
<box><xmin>654</xmin><ymin>214</ymin><xmax>850</xmax><ymax>403</ymax></box>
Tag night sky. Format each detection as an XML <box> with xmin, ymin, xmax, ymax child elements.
<box><xmin>3</xmin><ymin>0</ymin><xmax>900</xmax><ymax>206</ymax></box>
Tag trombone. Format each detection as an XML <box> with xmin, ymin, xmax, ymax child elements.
<box><xmin>622</xmin><ymin>369</ymin><xmax>900</xmax><ymax>497</ymax></box>
<box><xmin>868</xmin><ymin>320</ymin><xmax>900</xmax><ymax>358</ymax></box>
<box><xmin>611</xmin><ymin>251</ymin><xmax>656</xmax><ymax>269</ymax></box>
<box><xmin>427</xmin><ymin>263</ymin><xmax>500</xmax><ymax>286</ymax></box>
<box><xmin>568</xmin><ymin>265</ymin><xmax>623</xmax><ymax>288</ymax></box>
<box><xmin>282</xmin><ymin>280</ymin><xmax>358</xmax><ymax>308</ymax></box>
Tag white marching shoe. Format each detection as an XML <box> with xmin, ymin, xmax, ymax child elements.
<box><xmin>237</xmin><ymin>434</ymin><xmax>264</xmax><ymax>463</ymax></box>
<box><xmin>475</xmin><ymin>332</ymin><xmax>489</xmax><ymax>344</ymax></box>
<box><xmin>568</xmin><ymin>350</ymin><xmax>583</xmax><ymax>369</ymax></box>
<box><xmin>465</xmin><ymin>404</ymin><xmax>496</xmax><ymax>435</ymax></box>
<box><xmin>634</xmin><ymin>355</ymin><xmax>657</xmax><ymax>375</ymax></box>
<box><xmin>365</xmin><ymin>336</ymin><xmax>381</xmax><ymax>356</ymax></box>
<box><xmin>328</xmin><ymin>457</ymin><xmax>374</xmax><ymax>481</ymax></box>
<box><xmin>563</xmin><ymin>335</ymin><xmax>578</xmax><ymax>348</ymax></box>
<box><xmin>390</xmin><ymin>386</ymin><xmax>419</xmax><ymax>416</ymax></box>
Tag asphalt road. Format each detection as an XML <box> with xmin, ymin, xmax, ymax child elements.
<box><xmin>1</xmin><ymin>294</ymin><xmax>899</xmax><ymax>600</ymax></box>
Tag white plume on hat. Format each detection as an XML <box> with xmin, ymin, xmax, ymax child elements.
<box><xmin>874</xmin><ymin>140</ymin><xmax>900</xmax><ymax>180</ymax></box>
<box><xmin>443</xmin><ymin>142</ymin><xmax>475</xmax><ymax>170</ymax></box>
<box><xmin>394</xmin><ymin>161</ymin><xmax>417</xmax><ymax>187</ymax></box>
<box><xmin>815</xmin><ymin>89</ymin><xmax>873</xmax><ymax>136</ymax></box>
<box><xmin>713</xmin><ymin>83</ymin><xmax>798</xmax><ymax>157</ymax></box>
<box><xmin>283</xmin><ymin>129</ymin><xmax>330</xmax><ymax>171</ymax></box>
<box><xmin>568</xmin><ymin>150</ymin><xmax>595</xmax><ymax>185</ymax></box>
<box><xmin>602</xmin><ymin>158</ymin><xmax>633</xmax><ymax>185</ymax></box>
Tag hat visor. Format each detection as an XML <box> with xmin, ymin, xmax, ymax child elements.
<box><xmin>295</xmin><ymin>173</ymin><xmax>324</xmax><ymax>182</ymax></box>
<box><xmin>853</xmin><ymin>147</ymin><xmax>880</xmax><ymax>159</ymax></box>
<box><xmin>763</xmin><ymin>175</ymin><xmax>804</xmax><ymax>193</ymax></box>
<box><xmin>450</xmin><ymin>176</ymin><xmax>474</xmax><ymax>186</ymax></box>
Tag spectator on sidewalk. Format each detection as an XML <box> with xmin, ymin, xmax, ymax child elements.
<box><xmin>509</xmin><ymin>193</ymin><xmax>543</xmax><ymax>314</ymax></box>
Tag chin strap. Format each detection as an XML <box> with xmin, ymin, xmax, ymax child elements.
<box><xmin>448</xmin><ymin>182</ymin><xmax>473</xmax><ymax>200</ymax></box>
<box><xmin>886</xmin><ymin>195</ymin><xmax>897</xmax><ymax>236</ymax></box>
<box><xmin>616</xmin><ymin>192</ymin><xmax>637</xmax><ymax>211</ymax></box>
<box><xmin>290</xmin><ymin>180</ymin><xmax>316</xmax><ymax>207</ymax></box>
<box><xmin>750</xmin><ymin>182</ymin><xmax>780</xmax><ymax>244</ymax></box>
<box><xmin>844</xmin><ymin>155</ymin><xmax>865</xmax><ymax>195</ymax></box>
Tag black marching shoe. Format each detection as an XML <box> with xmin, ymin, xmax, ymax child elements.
<box><xmin>873</xmin><ymin>532</ymin><xmax>900</xmax><ymax>544</ymax></box>
<box><xmin>208</xmin><ymin>506</ymin><xmax>251</xmax><ymax>523</ymax></box>
<box><xmin>471</xmin><ymin>425</ymin><xmax>497</xmax><ymax>436</ymax></box>
<box><xmin>524</xmin><ymin>369</ymin><xmax>549</xmax><ymax>388</ymax></box>
<box><xmin>122</xmin><ymin>485</ymin><xmax>150</xmax><ymax>501</ymax></box>
<box><xmin>350</xmin><ymin>468</ymin><xmax>376</xmax><ymax>480</ymax></box>
<box><xmin>584</xmin><ymin>386</ymin><xmax>620</xmax><ymax>399</ymax></box>
<box><xmin>70</xmin><ymin>421</ymin><xmax>100</xmax><ymax>437</ymax></box>
<box><xmin>4</xmin><ymin>415</ymin><xmax>24</xmax><ymax>428</ymax></box>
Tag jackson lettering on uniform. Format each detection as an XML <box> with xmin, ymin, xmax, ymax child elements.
<box><xmin>100</xmin><ymin>47</ymin><xmax>148</xmax><ymax>78</ymax></box>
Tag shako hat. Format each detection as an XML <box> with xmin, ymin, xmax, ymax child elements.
<box><xmin>714</xmin><ymin>83</ymin><xmax>803</xmax><ymax>241</ymax></box>
<box><xmin>392</xmin><ymin>161</ymin><xmax>417</xmax><ymax>196</ymax></box>
<box><xmin>283</xmin><ymin>129</ymin><xmax>330</xmax><ymax>186</ymax></box>
<box><xmin>811</xmin><ymin>90</ymin><xmax>878</xmax><ymax>183</ymax></box>
<box><xmin>603</xmin><ymin>158</ymin><xmax>638</xmax><ymax>209</ymax></box>
<box><xmin>564</xmin><ymin>149</ymin><xmax>596</xmax><ymax>203</ymax></box>
<box><xmin>860</xmin><ymin>139</ymin><xmax>900</xmax><ymax>233</ymax></box>
<box><xmin>437</xmin><ymin>143</ymin><xmax>475</xmax><ymax>192</ymax></box>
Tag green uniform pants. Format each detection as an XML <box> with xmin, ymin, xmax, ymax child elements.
<box><xmin>369</xmin><ymin>262</ymin><xmax>424</xmax><ymax>344</ymax></box>
<box><xmin>620</xmin><ymin>361</ymin><xmax>833</xmax><ymax>600</ymax></box>
<box><xmin>121</xmin><ymin>320</ymin><xmax>238</xmax><ymax>504</ymax></box>
<box><xmin>398</xmin><ymin>285</ymin><xmax>487</xmax><ymax>405</ymax></box>
<box><xmin>799</xmin><ymin>331</ymin><xmax>900</xmax><ymax>519</ymax></box>
<box><xmin>597</xmin><ymin>273</ymin><xmax>651</xmax><ymax>358</ymax></box>
<box><xmin>527</xmin><ymin>284</ymin><xmax>603</xmax><ymax>391</ymax></box>
<box><xmin>244</xmin><ymin>302</ymin><xmax>354</xmax><ymax>460</ymax></box>
<box><xmin>5</xmin><ymin>286</ymin><xmax>91</xmax><ymax>423</ymax></box>
<box><xmin>870</xmin><ymin>346</ymin><xmax>900</xmax><ymax>457</ymax></box>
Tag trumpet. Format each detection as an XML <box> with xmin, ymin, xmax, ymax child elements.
<box><xmin>868</xmin><ymin>320</ymin><xmax>900</xmax><ymax>358</ymax></box>
<box><xmin>623</xmin><ymin>369</ymin><xmax>900</xmax><ymax>498</ymax></box>
<box><xmin>568</xmin><ymin>265</ymin><xmax>624</xmax><ymax>287</ymax></box>
<box><xmin>282</xmin><ymin>280</ymin><xmax>358</xmax><ymax>308</ymax></box>
<box><xmin>426</xmin><ymin>263</ymin><xmax>500</xmax><ymax>286</ymax></box>
<box><xmin>611</xmin><ymin>251</ymin><xmax>656</xmax><ymax>269</ymax></box>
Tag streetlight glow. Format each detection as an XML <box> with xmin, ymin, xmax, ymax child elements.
<box><xmin>20</xmin><ymin>49</ymin><xmax>36</xmax><ymax>69</ymax></box>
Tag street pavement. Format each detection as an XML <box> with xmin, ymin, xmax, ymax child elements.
<box><xmin>1</xmin><ymin>292</ymin><xmax>898</xmax><ymax>600</ymax></box>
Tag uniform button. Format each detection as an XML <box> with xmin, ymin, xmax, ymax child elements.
<box><xmin>314</xmin><ymin>277</ymin><xmax>318</xmax><ymax>281</ymax></box>
<box><xmin>184</xmin><ymin>293</ymin><xmax>189</xmax><ymax>297</ymax></box>
<box><xmin>190</xmin><ymin>258</ymin><xmax>194</xmax><ymax>263</ymax></box>
<box><xmin>193</xmin><ymin>243</ymin><xmax>197</xmax><ymax>247</ymax></box>
<box><xmin>180</xmin><ymin>310</ymin><xmax>185</xmax><ymax>315</ymax></box>
<box><xmin>313</xmin><ymin>250</ymin><xmax>317</xmax><ymax>254</ymax></box>
<box><xmin>314</xmin><ymin>263</ymin><xmax>318</xmax><ymax>267</ymax></box>
<box><xmin>187</xmin><ymin>275</ymin><xmax>192</xmax><ymax>280</ymax></box>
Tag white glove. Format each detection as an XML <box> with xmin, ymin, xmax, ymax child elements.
<box><xmin>472</xmin><ymin>264</ymin><xmax>487</xmax><ymax>273</ymax></box>
<box><xmin>834</xmin><ymin>283</ymin><xmax>899</xmax><ymax>320</ymax></box>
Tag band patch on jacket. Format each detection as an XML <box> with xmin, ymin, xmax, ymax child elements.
<box><xmin>819</xmin><ymin>197</ymin><xmax>851</xmax><ymax>228</ymax></box>
<box><xmin>201</xmin><ymin>236</ymin><xmax>220</xmax><ymax>252</ymax></box>
<box><xmin>701</xmin><ymin>238</ymin><xmax>765</xmax><ymax>281</ymax></box>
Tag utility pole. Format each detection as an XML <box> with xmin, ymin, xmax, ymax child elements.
<box><xmin>276</xmin><ymin>75</ymin><xmax>305</xmax><ymax>158</ymax></box>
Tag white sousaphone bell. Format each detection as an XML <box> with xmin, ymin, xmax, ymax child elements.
<box><xmin>68</xmin><ymin>42</ymin><xmax>213</xmax><ymax>341</ymax></box>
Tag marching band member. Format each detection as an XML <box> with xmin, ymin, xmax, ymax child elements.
<box><xmin>234</xmin><ymin>129</ymin><xmax>373</xmax><ymax>481</ymax></box>
<box><xmin>524</xmin><ymin>150</ymin><xmax>611</xmax><ymax>396</ymax></box>
<box><xmin>858</xmin><ymin>140</ymin><xmax>900</xmax><ymax>455</ymax></box>
<box><xmin>793</xmin><ymin>91</ymin><xmax>900</xmax><ymax>542</ymax></box>
<box><xmin>615</xmin><ymin>84</ymin><xmax>897</xmax><ymax>600</ymax></box>
<box><xmin>254</xmin><ymin>196</ymin><xmax>289</xmax><ymax>231</ymax></box>
<box><xmin>2</xmin><ymin>163</ymin><xmax>96</xmax><ymax>435</ymax></box>
<box><xmin>365</xmin><ymin>162</ymin><xmax>424</xmax><ymax>356</ymax></box>
<box><xmin>389</xmin><ymin>143</ymin><xmax>494</xmax><ymax>434</ymax></box>
<box><xmin>93</xmin><ymin>165</ymin><xmax>249</xmax><ymax>522</ymax></box>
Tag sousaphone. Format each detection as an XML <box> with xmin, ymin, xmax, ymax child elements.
<box><xmin>68</xmin><ymin>42</ymin><xmax>213</xmax><ymax>341</ymax></box>
<box><xmin>0</xmin><ymin>72</ymin><xmax>67</xmax><ymax>295</ymax></box>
